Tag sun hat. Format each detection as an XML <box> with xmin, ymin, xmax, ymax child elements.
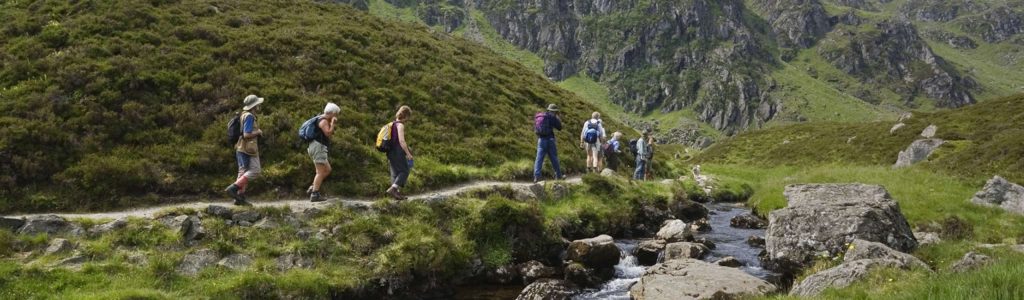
<box><xmin>243</xmin><ymin>95</ymin><xmax>265</xmax><ymax>111</ymax></box>
<box><xmin>546</xmin><ymin>104</ymin><xmax>560</xmax><ymax>112</ymax></box>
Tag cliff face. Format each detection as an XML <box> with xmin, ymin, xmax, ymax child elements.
<box><xmin>751</xmin><ymin>0</ymin><xmax>832</xmax><ymax>49</ymax></box>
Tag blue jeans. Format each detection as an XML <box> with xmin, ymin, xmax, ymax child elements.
<box><xmin>634</xmin><ymin>157</ymin><xmax>647</xmax><ymax>180</ymax></box>
<box><xmin>534</xmin><ymin>138</ymin><xmax>562</xmax><ymax>181</ymax></box>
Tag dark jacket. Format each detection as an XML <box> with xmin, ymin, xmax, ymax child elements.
<box><xmin>537</xmin><ymin>112</ymin><xmax>563</xmax><ymax>139</ymax></box>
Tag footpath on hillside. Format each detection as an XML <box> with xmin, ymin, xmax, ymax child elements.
<box><xmin>12</xmin><ymin>177</ymin><xmax>585</xmax><ymax>220</ymax></box>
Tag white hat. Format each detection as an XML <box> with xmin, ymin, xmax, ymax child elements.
<box><xmin>243</xmin><ymin>95</ymin><xmax>264</xmax><ymax>111</ymax></box>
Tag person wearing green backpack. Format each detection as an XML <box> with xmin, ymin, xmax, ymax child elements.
<box><xmin>305</xmin><ymin>102</ymin><xmax>340</xmax><ymax>202</ymax></box>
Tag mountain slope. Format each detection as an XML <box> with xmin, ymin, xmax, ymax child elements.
<box><xmin>0</xmin><ymin>0</ymin><xmax>623</xmax><ymax>213</ymax></box>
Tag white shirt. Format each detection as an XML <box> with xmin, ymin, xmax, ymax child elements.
<box><xmin>580</xmin><ymin>119</ymin><xmax>607</xmax><ymax>142</ymax></box>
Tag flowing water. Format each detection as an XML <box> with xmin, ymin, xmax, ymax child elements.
<box><xmin>573</xmin><ymin>203</ymin><xmax>776</xmax><ymax>299</ymax></box>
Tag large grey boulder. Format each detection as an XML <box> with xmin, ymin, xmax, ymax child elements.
<box><xmin>630</xmin><ymin>259</ymin><xmax>776</xmax><ymax>300</ymax></box>
<box><xmin>663</xmin><ymin>242</ymin><xmax>709</xmax><ymax>261</ymax></box>
<box><xmin>512</xmin><ymin>183</ymin><xmax>547</xmax><ymax>201</ymax></box>
<box><xmin>920</xmin><ymin>124</ymin><xmax>938</xmax><ymax>138</ymax></box>
<box><xmin>893</xmin><ymin>139</ymin><xmax>944</xmax><ymax>168</ymax></box>
<box><xmin>970</xmin><ymin>176</ymin><xmax>1024</xmax><ymax>215</ymax></box>
<box><xmin>656</xmin><ymin>220</ymin><xmax>691</xmax><ymax>242</ymax></box>
<box><xmin>845</xmin><ymin>239</ymin><xmax>930</xmax><ymax>270</ymax></box>
<box><xmin>790</xmin><ymin>259</ymin><xmax>903</xmax><ymax>296</ymax></box>
<box><xmin>766</xmin><ymin>184</ymin><xmax>917</xmax><ymax>271</ymax></box>
<box><xmin>88</xmin><ymin>217</ymin><xmax>128</xmax><ymax>236</ymax></box>
<box><xmin>18</xmin><ymin>215</ymin><xmax>83</xmax><ymax>236</ymax></box>
<box><xmin>217</xmin><ymin>254</ymin><xmax>253</xmax><ymax>271</ymax></box>
<box><xmin>0</xmin><ymin>217</ymin><xmax>25</xmax><ymax>232</ymax></box>
<box><xmin>177</xmin><ymin>249</ymin><xmax>220</xmax><ymax>276</ymax></box>
<box><xmin>566</xmin><ymin>235</ymin><xmax>620</xmax><ymax>268</ymax></box>
<box><xmin>515</xmin><ymin>279</ymin><xmax>579</xmax><ymax>300</ymax></box>
<box><xmin>232</xmin><ymin>210</ymin><xmax>262</xmax><ymax>223</ymax></box>
<box><xmin>950</xmin><ymin>251</ymin><xmax>991</xmax><ymax>273</ymax></box>
<box><xmin>634</xmin><ymin>240</ymin><xmax>666</xmax><ymax>266</ymax></box>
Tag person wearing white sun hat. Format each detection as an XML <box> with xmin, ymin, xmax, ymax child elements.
<box><xmin>224</xmin><ymin>94</ymin><xmax>265</xmax><ymax>206</ymax></box>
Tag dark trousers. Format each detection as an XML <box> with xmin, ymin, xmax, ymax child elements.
<box><xmin>387</xmin><ymin>147</ymin><xmax>409</xmax><ymax>188</ymax></box>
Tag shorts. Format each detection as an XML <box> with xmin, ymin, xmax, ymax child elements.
<box><xmin>308</xmin><ymin>141</ymin><xmax>329</xmax><ymax>164</ymax></box>
<box><xmin>586</xmin><ymin>142</ymin><xmax>603</xmax><ymax>158</ymax></box>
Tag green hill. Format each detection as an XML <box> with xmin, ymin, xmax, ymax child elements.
<box><xmin>0</xmin><ymin>0</ymin><xmax>630</xmax><ymax>213</ymax></box>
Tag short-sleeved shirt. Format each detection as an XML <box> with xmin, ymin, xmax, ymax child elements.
<box><xmin>581</xmin><ymin>119</ymin><xmax>607</xmax><ymax>141</ymax></box>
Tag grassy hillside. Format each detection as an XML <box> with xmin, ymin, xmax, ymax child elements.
<box><xmin>0</xmin><ymin>0</ymin><xmax>631</xmax><ymax>213</ymax></box>
<box><xmin>698</xmin><ymin>94</ymin><xmax>1024</xmax><ymax>185</ymax></box>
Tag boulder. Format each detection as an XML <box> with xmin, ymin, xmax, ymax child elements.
<box><xmin>766</xmin><ymin>184</ymin><xmax>917</xmax><ymax>271</ymax></box>
<box><xmin>88</xmin><ymin>217</ymin><xmax>128</xmax><ymax>236</ymax></box>
<box><xmin>656</xmin><ymin>220</ymin><xmax>691</xmax><ymax>242</ymax></box>
<box><xmin>747</xmin><ymin>235</ymin><xmax>766</xmax><ymax>248</ymax></box>
<box><xmin>563</xmin><ymin>262</ymin><xmax>613</xmax><ymax>288</ymax></box>
<box><xmin>634</xmin><ymin>240</ymin><xmax>666</xmax><ymax>266</ymax></box>
<box><xmin>253</xmin><ymin>218</ymin><xmax>278</xmax><ymax>229</ymax></box>
<box><xmin>217</xmin><ymin>254</ymin><xmax>253</xmax><ymax>271</ymax></box>
<box><xmin>913</xmin><ymin>231</ymin><xmax>941</xmax><ymax>246</ymax></box>
<box><xmin>844</xmin><ymin>239</ymin><xmax>930</xmax><ymax>270</ymax></box>
<box><xmin>600</xmin><ymin>168</ymin><xmax>616</xmax><ymax>177</ymax></box>
<box><xmin>177</xmin><ymin>249</ymin><xmax>220</xmax><ymax>276</ymax></box>
<box><xmin>512</xmin><ymin>183</ymin><xmax>547</xmax><ymax>201</ymax></box>
<box><xmin>276</xmin><ymin>253</ymin><xmax>314</xmax><ymax>271</ymax></box>
<box><xmin>790</xmin><ymin>259</ymin><xmax>903</xmax><ymax>296</ymax></box>
<box><xmin>515</xmin><ymin>279</ymin><xmax>579</xmax><ymax>300</ymax></box>
<box><xmin>689</xmin><ymin>218</ymin><xmax>711</xmax><ymax>233</ymax></box>
<box><xmin>893</xmin><ymin>139</ymin><xmax>944</xmax><ymax>168</ymax></box>
<box><xmin>693</xmin><ymin>237</ymin><xmax>716</xmax><ymax>250</ymax></box>
<box><xmin>715</xmin><ymin>256</ymin><xmax>742</xmax><ymax>268</ymax></box>
<box><xmin>950</xmin><ymin>251</ymin><xmax>991</xmax><ymax>273</ymax></box>
<box><xmin>181</xmin><ymin>215</ymin><xmax>206</xmax><ymax>245</ymax></box>
<box><xmin>566</xmin><ymin>235</ymin><xmax>620</xmax><ymax>268</ymax></box>
<box><xmin>298</xmin><ymin>207</ymin><xmax>323</xmax><ymax>221</ymax></box>
<box><xmin>232</xmin><ymin>210</ymin><xmax>262</xmax><ymax>223</ymax></box>
<box><xmin>663</xmin><ymin>242</ymin><xmax>709</xmax><ymax>261</ymax></box>
<box><xmin>920</xmin><ymin>124</ymin><xmax>938</xmax><ymax>138</ymax></box>
<box><xmin>730</xmin><ymin>213</ymin><xmax>767</xmax><ymax>229</ymax></box>
<box><xmin>517</xmin><ymin>260</ymin><xmax>558</xmax><ymax>285</ymax></box>
<box><xmin>53</xmin><ymin>252</ymin><xmax>87</xmax><ymax>268</ymax></box>
<box><xmin>18</xmin><ymin>215</ymin><xmax>83</xmax><ymax>236</ymax></box>
<box><xmin>486</xmin><ymin>264</ymin><xmax>520</xmax><ymax>284</ymax></box>
<box><xmin>45</xmin><ymin>238</ymin><xmax>75</xmax><ymax>255</ymax></box>
<box><xmin>0</xmin><ymin>217</ymin><xmax>25</xmax><ymax>232</ymax></box>
<box><xmin>970</xmin><ymin>176</ymin><xmax>1024</xmax><ymax>215</ymax></box>
<box><xmin>158</xmin><ymin>215</ymin><xmax>188</xmax><ymax>229</ymax></box>
<box><xmin>669</xmin><ymin>201</ymin><xmax>708</xmax><ymax>222</ymax></box>
<box><xmin>630</xmin><ymin>259</ymin><xmax>776</xmax><ymax>300</ymax></box>
<box><xmin>889</xmin><ymin>123</ymin><xmax>906</xmax><ymax>134</ymax></box>
<box><xmin>206</xmin><ymin>205</ymin><xmax>234</xmax><ymax>219</ymax></box>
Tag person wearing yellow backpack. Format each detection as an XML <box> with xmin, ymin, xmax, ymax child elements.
<box><xmin>224</xmin><ymin>95</ymin><xmax>264</xmax><ymax>206</ymax></box>
<box><xmin>382</xmin><ymin>106</ymin><xmax>414</xmax><ymax>200</ymax></box>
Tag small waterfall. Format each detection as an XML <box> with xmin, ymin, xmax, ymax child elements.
<box><xmin>573</xmin><ymin>241</ymin><xmax>644</xmax><ymax>300</ymax></box>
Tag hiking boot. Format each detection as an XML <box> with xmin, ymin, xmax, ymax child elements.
<box><xmin>233</xmin><ymin>194</ymin><xmax>253</xmax><ymax>207</ymax></box>
<box><xmin>225</xmin><ymin>184</ymin><xmax>241</xmax><ymax>201</ymax></box>
<box><xmin>310</xmin><ymin>191</ymin><xmax>325</xmax><ymax>202</ymax></box>
<box><xmin>388</xmin><ymin>188</ymin><xmax>406</xmax><ymax>200</ymax></box>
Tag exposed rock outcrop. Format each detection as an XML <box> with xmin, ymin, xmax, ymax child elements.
<box><xmin>970</xmin><ymin>176</ymin><xmax>1024</xmax><ymax>215</ymax></box>
<box><xmin>751</xmin><ymin>0</ymin><xmax>832</xmax><ymax>48</ymax></box>
<box><xmin>844</xmin><ymin>239</ymin><xmax>930</xmax><ymax>270</ymax></box>
<box><xmin>950</xmin><ymin>251</ymin><xmax>991</xmax><ymax>273</ymax></box>
<box><xmin>177</xmin><ymin>249</ymin><xmax>220</xmax><ymax>277</ymax></box>
<box><xmin>790</xmin><ymin>259</ymin><xmax>903</xmax><ymax>296</ymax></box>
<box><xmin>1</xmin><ymin>217</ymin><xmax>26</xmax><ymax>232</ymax></box>
<box><xmin>18</xmin><ymin>215</ymin><xmax>83</xmax><ymax>236</ymax></box>
<box><xmin>630</xmin><ymin>258</ymin><xmax>776</xmax><ymax>300</ymax></box>
<box><xmin>962</xmin><ymin>6</ymin><xmax>1024</xmax><ymax>43</ymax></box>
<box><xmin>893</xmin><ymin>139</ymin><xmax>945</xmax><ymax>168</ymax></box>
<box><xmin>88</xmin><ymin>217</ymin><xmax>128</xmax><ymax>236</ymax></box>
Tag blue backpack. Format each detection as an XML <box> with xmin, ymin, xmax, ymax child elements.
<box><xmin>584</xmin><ymin>120</ymin><xmax>600</xmax><ymax>144</ymax></box>
<box><xmin>298</xmin><ymin>115</ymin><xmax>321</xmax><ymax>142</ymax></box>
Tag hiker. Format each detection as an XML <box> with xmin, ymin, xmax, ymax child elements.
<box><xmin>386</xmin><ymin>106</ymin><xmax>414</xmax><ymax>200</ymax></box>
<box><xmin>604</xmin><ymin>132</ymin><xmax>624</xmax><ymax>171</ymax></box>
<box><xmin>534</xmin><ymin>104</ymin><xmax>564</xmax><ymax>182</ymax></box>
<box><xmin>306</xmin><ymin>102</ymin><xmax>340</xmax><ymax>202</ymax></box>
<box><xmin>580</xmin><ymin>112</ymin><xmax>607</xmax><ymax>173</ymax></box>
<box><xmin>634</xmin><ymin>129</ymin><xmax>652</xmax><ymax>181</ymax></box>
<box><xmin>225</xmin><ymin>95</ymin><xmax>265</xmax><ymax>206</ymax></box>
<box><xmin>645</xmin><ymin>136</ymin><xmax>657</xmax><ymax>180</ymax></box>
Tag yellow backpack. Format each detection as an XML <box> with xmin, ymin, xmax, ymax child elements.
<box><xmin>375</xmin><ymin>122</ymin><xmax>394</xmax><ymax>152</ymax></box>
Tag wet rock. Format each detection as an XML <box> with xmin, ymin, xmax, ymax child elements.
<box><xmin>0</xmin><ymin>217</ymin><xmax>26</xmax><ymax>232</ymax></box>
<box><xmin>894</xmin><ymin>139</ymin><xmax>945</xmax><ymax>168</ymax></box>
<box><xmin>663</xmin><ymin>242</ymin><xmax>709</xmax><ymax>261</ymax></box>
<box><xmin>631</xmin><ymin>258</ymin><xmax>776</xmax><ymax>300</ymax></box>
<box><xmin>845</xmin><ymin>239</ymin><xmax>930</xmax><ymax>270</ymax></box>
<box><xmin>790</xmin><ymin>259</ymin><xmax>903</xmax><ymax>296</ymax></box>
<box><xmin>177</xmin><ymin>249</ymin><xmax>219</xmax><ymax>277</ymax></box>
<box><xmin>232</xmin><ymin>210</ymin><xmax>262</xmax><ymax>223</ymax></box>
<box><xmin>715</xmin><ymin>256</ymin><xmax>743</xmax><ymax>268</ymax></box>
<box><xmin>656</xmin><ymin>220</ymin><xmax>691</xmax><ymax>243</ymax></box>
<box><xmin>566</xmin><ymin>235</ymin><xmax>620</xmax><ymax>269</ymax></box>
<box><xmin>689</xmin><ymin>218</ymin><xmax>711</xmax><ymax>233</ymax></box>
<box><xmin>693</xmin><ymin>237</ymin><xmax>716</xmax><ymax>250</ymax></box>
<box><xmin>913</xmin><ymin>231</ymin><xmax>942</xmax><ymax>246</ymax></box>
<box><xmin>218</xmin><ymin>254</ymin><xmax>253</xmax><ymax>271</ymax></box>
<box><xmin>563</xmin><ymin>262</ymin><xmax>613</xmax><ymax>288</ymax></box>
<box><xmin>276</xmin><ymin>253</ymin><xmax>314</xmax><ymax>271</ymax></box>
<box><xmin>517</xmin><ymin>260</ymin><xmax>558</xmax><ymax>285</ymax></box>
<box><xmin>515</xmin><ymin>279</ymin><xmax>579</xmax><ymax>300</ymax></box>
<box><xmin>18</xmin><ymin>215</ymin><xmax>83</xmax><ymax>236</ymax></box>
<box><xmin>670</xmin><ymin>201</ymin><xmax>709</xmax><ymax>222</ymax></box>
<box><xmin>747</xmin><ymin>235</ymin><xmax>766</xmax><ymax>248</ymax></box>
<box><xmin>970</xmin><ymin>176</ymin><xmax>1024</xmax><ymax>215</ymax></box>
<box><xmin>634</xmin><ymin>240</ymin><xmax>666</xmax><ymax>266</ymax></box>
<box><xmin>206</xmin><ymin>205</ymin><xmax>234</xmax><ymax>219</ymax></box>
<box><xmin>45</xmin><ymin>238</ymin><xmax>75</xmax><ymax>255</ymax></box>
<box><xmin>88</xmin><ymin>217</ymin><xmax>128</xmax><ymax>236</ymax></box>
<box><xmin>950</xmin><ymin>251</ymin><xmax>991</xmax><ymax>273</ymax></box>
<box><xmin>730</xmin><ymin>213</ymin><xmax>767</xmax><ymax>229</ymax></box>
<box><xmin>486</xmin><ymin>264</ymin><xmax>520</xmax><ymax>284</ymax></box>
<box><xmin>766</xmin><ymin>184</ymin><xmax>917</xmax><ymax>272</ymax></box>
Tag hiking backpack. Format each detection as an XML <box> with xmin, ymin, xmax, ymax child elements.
<box><xmin>629</xmin><ymin>139</ymin><xmax>639</xmax><ymax>157</ymax></box>
<box><xmin>227</xmin><ymin>112</ymin><xmax>242</xmax><ymax>146</ymax></box>
<box><xmin>534</xmin><ymin>112</ymin><xmax>552</xmax><ymax>136</ymax></box>
<box><xmin>375</xmin><ymin>122</ymin><xmax>394</xmax><ymax>153</ymax></box>
<box><xmin>584</xmin><ymin>120</ymin><xmax>600</xmax><ymax>144</ymax></box>
<box><xmin>298</xmin><ymin>115</ymin><xmax>322</xmax><ymax>142</ymax></box>
<box><xmin>603</xmin><ymin>140</ymin><xmax>617</xmax><ymax>157</ymax></box>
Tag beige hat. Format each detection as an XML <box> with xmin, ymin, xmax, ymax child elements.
<box><xmin>546</xmin><ymin>103</ymin><xmax>560</xmax><ymax>112</ymax></box>
<box><xmin>243</xmin><ymin>95</ymin><xmax>264</xmax><ymax>111</ymax></box>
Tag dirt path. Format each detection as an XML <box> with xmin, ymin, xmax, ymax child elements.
<box><xmin>12</xmin><ymin>177</ymin><xmax>583</xmax><ymax>220</ymax></box>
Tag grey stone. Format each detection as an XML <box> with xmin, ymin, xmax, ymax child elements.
<box><xmin>689</xmin><ymin>218</ymin><xmax>711</xmax><ymax>232</ymax></box>
<box><xmin>790</xmin><ymin>259</ymin><xmax>904</xmax><ymax>296</ymax></box>
<box><xmin>237</xmin><ymin>221</ymin><xmax>253</xmax><ymax>227</ymax></box>
<box><xmin>53</xmin><ymin>252</ymin><xmax>87</xmax><ymax>268</ymax></box>
<box><xmin>950</xmin><ymin>251</ymin><xmax>991</xmax><ymax>273</ymax></box>
<box><xmin>487</xmin><ymin>264</ymin><xmax>520</xmax><ymax>284</ymax></box>
<box><xmin>232</xmin><ymin>210</ymin><xmax>262</xmax><ymax>223</ymax></box>
<box><xmin>512</xmin><ymin>183</ymin><xmax>547</xmax><ymax>201</ymax></box>
<box><xmin>158</xmin><ymin>215</ymin><xmax>188</xmax><ymax>229</ymax></box>
<box><xmin>276</xmin><ymin>253</ymin><xmax>314</xmax><ymax>271</ymax></box>
<box><xmin>253</xmin><ymin>218</ymin><xmax>278</xmax><ymax>229</ymax></box>
<box><xmin>600</xmin><ymin>168</ymin><xmax>616</xmax><ymax>177</ymax></box>
<box><xmin>566</xmin><ymin>235</ymin><xmax>620</xmax><ymax>268</ymax></box>
<box><xmin>299</xmin><ymin>207</ymin><xmax>323</xmax><ymax>221</ymax></box>
<box><xmin>920</xmin><ymin>124</ymin><xmax>938</xmax><ymax>138</ymax></box>
<box><xmin>634</xmin><ymin>240</ymin><xmax>666</xmax><ymax>266</ymax></box>
<box><xmin>0</xmin><ymin>217</ymin><xmax>25</xmax><ymax>232</ymax></box>
<box><xmin>890</xmin><ymin>123</ymin><xmax>906</xmax><ymax>134</ymax></box>
<box><xmin>45</xmin><ymin>238</ymin><xmax>75</xmax><ymax>255</ymax></box>
<box><xmin>181</xmin><ymin>215</ymin><xmax>206</xmax><ymax>245</ymax></box>
<box><xmin>970</xmin><ymin>176</ymin><xmax>1024</xmax><ymax>215</ymax></box>
<box><xmin>715</xmin><ymin>256</ymin><xmax>743</xmax><ymax>268</ymax></box>
<box><xmin>517</xmin><ymin>260</ymin><xmax>558</xmax><ymax>285</ymax></box>
<box><xmin>88</xmin><ymin>217</ymin><xmax>128</xmax><ymax>236</ymax></box>
<box><xmin>18</xmin><ymin>215</ymin><xmax>82</xmax><ymax>236</ymax></box>
<box><xmin>893</xmin><ymin>139</ymin><xmax>945</xmax><ymax>168</ymax></box>
<box><xmin>747</xmin><ymin>235</ymin><xmax>766</xmax><ymax>248</ymax></box>
<box><xmin>515</xmin><ymin>279</ymin><xmax>579</xmax><ymax>300</ymax></box>
<box><xmin>663</xmin><ymin>242</ymin><xmax>709</xmax><ymax>261</ymax></box>
<box><xmin>766</xmin><ymin>184</ymin><xmax>917</xmax><ymax>271</ymax></box>
<box><xmin>176</xmin><ymin>249</ymin><xmax>219</xmax><ymax>276</ymax></box>
<box><xmin>630</xmin><ymin>259</ymin><xmax>776</xmax><ymax>300</ymax></box>
<box><xmin>913</xmin><ymin>231</ymin><xmax>942</xmax><ymax>246</ymax></box>
<box><xmin>217</xmin><ymin>254</ymin><xmax>253</xmax><ymax>271</ymax></box>
<box><xmin>730</xmin><ymin>213</ymin><xmax>767</xmax><ymax>229</ymax></box>
<box><xmin>844</xmin><ymin>239</ymin><xmax>930</xmax><ymax>270</ymax></box>
<box><xmin>563</xmin><ymin>262</ymin><xmax>613</xmax><ymax>288</ymax></box>
<box><xmin>206</xmin><ymin>205</ymin><xmax>234</xmax><ymax>219</ymax></box>
<box><xmin>655</xmin><ymin>220</ymin><xmax>691</xmax><ymax>243</ymax></box>
<box><xmin>551</xmin><ymin>182</ymin><xmax>570</xmax><ymax>199</ymax></box>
